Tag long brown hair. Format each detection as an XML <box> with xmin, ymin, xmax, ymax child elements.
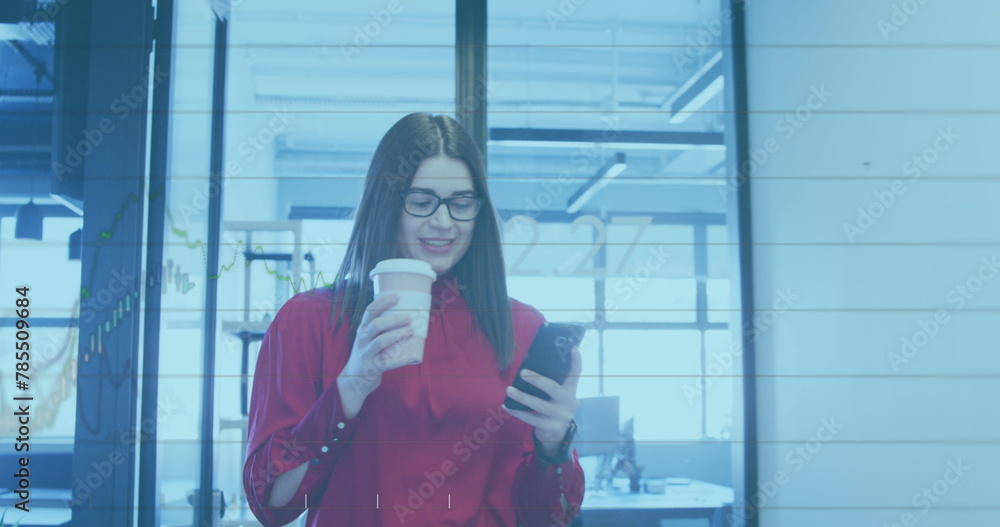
<box><xmin>331</xmin><ymin>113</ymin><xmax>515</xmax><ymax>369</ymax></box>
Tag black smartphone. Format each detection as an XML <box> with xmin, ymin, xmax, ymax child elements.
<box><xmin>504</xmin><ymin>322</ymin><xmax>586</xmax><ymax>412</ymax></box>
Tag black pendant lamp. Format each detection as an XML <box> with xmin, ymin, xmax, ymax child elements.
<box><xmin>15</xmin><ymin>198</ymin><xmax>43</xmax><ymax>240</ymax></box>
<box><xmin>69</xmin><ymin>228</ymin><xmax>82</xmax><ymax>260</ymax></box>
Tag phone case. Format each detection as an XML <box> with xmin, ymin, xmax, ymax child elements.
<box><xmin>503</xmin><ymin>322</ymin><xmax>586</xmax><ymax>412</ymax></box>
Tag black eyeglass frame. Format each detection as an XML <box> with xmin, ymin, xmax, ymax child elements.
<box><xmin>399</xmin><ymin>190</ymin><xmax>485</xmax><ymax>221</ymax></box>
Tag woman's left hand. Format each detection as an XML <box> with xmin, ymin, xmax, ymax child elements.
<box><xmin>503</xmin><ymin>346</ymin><xmax>582</xmax><ymax>457</ymax></box>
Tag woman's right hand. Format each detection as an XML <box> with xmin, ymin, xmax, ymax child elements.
<box><xmin>337</xmin><ymin>293</ymin><xmax>415</xmax><ymax>417</ymax></box>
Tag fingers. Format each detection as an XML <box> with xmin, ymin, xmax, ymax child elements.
<box><xmin>358</xmin><ymin>295</ymin><xmax>407</xmax><ymax>346</ymax></box>
<box><xmin>518</xmin><ymin>369</ymin><xmax>562</xmax><ymax>400</ymax></box>
<box><xmin>516</xmin><ymin>346</ymin><xmax>582</xmax><ymax>404</ymax></box>
<box><xmin>365</xmin><ymin>312</ymin><xmax>412</xmax><ymax>344</ymax></box>
<box><xmin>502</xmin><ymin>400</ymin><xmax>570</xmax><ymax>443</ymax></box>
<box><xmin>358</xmin><ymin>293</ymin><xmax>400</xmax><ymax>341</ymax></box>
<box><xmin>562</xmin><ymin>347</ymin><xmax>583</xmax><ymax>393</ymax></box>
<box><xmin>507</xmin><ymin>349</ymin><xmax>582</xmax><ymax>444</ymax></box>
<box><xmin>501</xmin><ymin>405</ymin><xmax>546</xmax><ymax>429</ymax></box>
<box><xmin>372</xmin><ymin>324</ymin><xmax>414</xmax><ymax>357</ymax></box>
<box><xmin>372</xmin><ymin>339</ymin><xmax>419</xmax><ymax>372</ymax></box>
<box><xmin>505</xmin><ymin>384</ymin><xmax>552</xmax><ymax>415</ymax></box>
<box><xmin>356</xmin><ymin>321</ymin><xmax>415</xmax><ymax>375</ymax></box>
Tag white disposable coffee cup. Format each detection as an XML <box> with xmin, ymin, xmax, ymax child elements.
<box><xmin>369</xmin><ymin>258</ymin><xmax>437</xmax><ymax>365</ymax></box>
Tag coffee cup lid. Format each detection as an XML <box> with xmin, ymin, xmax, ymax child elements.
<box><xmin>369</xmin><ymin>258</ymin><xmax>438</xmax><ymax>281</ymax></box>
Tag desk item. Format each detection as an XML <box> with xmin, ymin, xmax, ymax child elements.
<box><xmin>630</xmin><ymin>470</ymin><xmax>642</xmax><ymax>493</ymax></box>
<box><xmin>644</xmin><ymin>479</ymin><xmax>666</xmax><ymax>494</ymax></box>
<box><xmin>369</xmin><ymin>258</ymin><xmax>437</xmax><ymax>365</ymax></box>
<box><xmin>610</xmin><ymin>417</ymin><xmax>642</xmax><ymax>492</ymax></box>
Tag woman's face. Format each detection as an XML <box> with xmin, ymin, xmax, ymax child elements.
<box><xmin>396</xmin><ymin>155</ymin><xmax>477</xmax><ymax>276</ymax></box>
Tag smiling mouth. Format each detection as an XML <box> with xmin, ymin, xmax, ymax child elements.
<box><xmin>420</xmin><ymin>238</ymin><xmax>455</xmax><ymax>247</ymax></box>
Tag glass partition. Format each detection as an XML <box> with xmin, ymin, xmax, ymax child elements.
<box><xmin>488</xmin><ymin>1</ymin><xmax>748</xmax><ymax>524</ymax></box>
<box><xmin>142</xmin><ymin>1</ymin><xmax>753</xmax><ymax>525</ymax></box>
<box><xmin>153</xmin><ymin>2</ymin><xmax>216</xmax><ymax>524</ymax></box>
<box><xmin>214</xmin><ymin>1</ymin><xmax>457</xmax><ymax>522</ymax></box>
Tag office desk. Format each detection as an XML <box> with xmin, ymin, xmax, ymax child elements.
<box><xmin>581</xmin><ymin>479</ymin><xmax>733</xmax><ymax>527</ymax></box>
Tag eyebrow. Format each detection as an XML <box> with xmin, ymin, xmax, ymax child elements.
<box><xmin>409</xmin><ymin>187</ymin><xmax>476</xmax><ymax>197</ymax></box>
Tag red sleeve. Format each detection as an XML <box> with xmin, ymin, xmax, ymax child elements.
<box><xmin>243</xmin><ymin>290</ymin><xmax>360</xmax><ymax>527</ymax></box>
<box><xmin>513</xmin><ymin>448</ymin><xmax>586</xmax><ymax>527</ymax></box>
<box><xmin>509</xmin><ymin>301</ymin><xmax>586</xmax><ymax>526</ymax></box>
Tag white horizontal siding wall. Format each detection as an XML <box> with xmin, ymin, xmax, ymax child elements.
<box><xmin>742</xmin><ymin>1</ymin><xmax>1000</xmax><ymax>525</ymax></box>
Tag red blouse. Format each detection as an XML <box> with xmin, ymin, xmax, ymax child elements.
<box><xmin>243</xmin><ymin>269</ymin><xmax>585</xmax><ymax>527</ymax></box>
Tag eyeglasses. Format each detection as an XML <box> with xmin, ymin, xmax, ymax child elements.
<box><xmin>400</xmin><ymin>190</ymin><xmax>484</xmax><ymax>221</ymax></box>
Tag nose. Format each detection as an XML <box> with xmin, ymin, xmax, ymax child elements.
<box><xmin>428</xmin><ymin>202</ymin><xmax>454</xmax><ymax>230</ymax></box>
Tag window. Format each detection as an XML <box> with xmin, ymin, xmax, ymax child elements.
<box><xmin>488</xmin><ymin>1</ymin><xmax>741</xmax><ymax>453</ymax></box>
<box><xmin>0</xmin><ymin>217</ymin><xmax>82</xmax><ymax>440</ymax></box>
<box><xmin>603</xmin><ymin>330</ymin><xmax>703</xmax><ymax>440</ymax></box>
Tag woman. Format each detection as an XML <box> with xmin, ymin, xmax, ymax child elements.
<box><xmin>243</xmin><ymin>113</ymin><xmax>585</xmax><ymax>527</ymax></box>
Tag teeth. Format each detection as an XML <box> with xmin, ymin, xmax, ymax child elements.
<box><xmin>422</xmin><ymin>239</ymin><xmax>452</xmax><ymax>247</ymax></box>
